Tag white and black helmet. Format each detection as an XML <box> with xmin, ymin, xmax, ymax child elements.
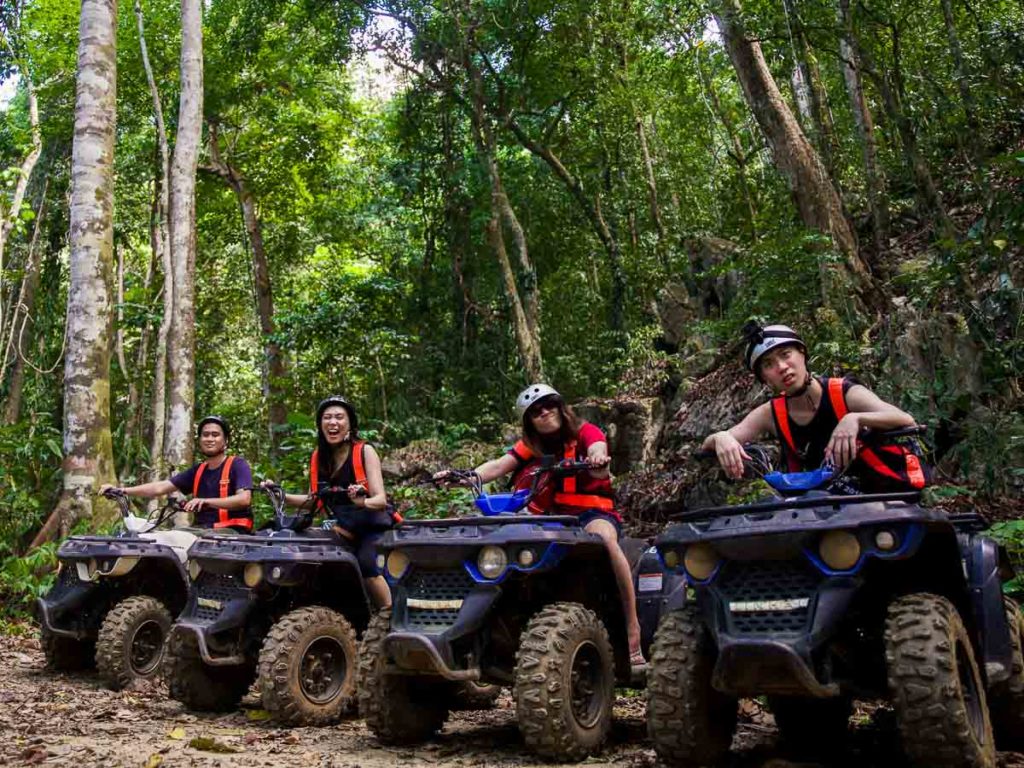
<box><xmin>516</xmin><ymin>384</ymin><xmax>562</xmax><ymax>418</ymax></box>
<box><xmin>743</xmin><ymin>322</ymin><xmax>807</xmax><ymax>375</ymax></box>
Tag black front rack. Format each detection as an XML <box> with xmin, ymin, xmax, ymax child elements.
<box><xmin>670</xmin><ymin>491</ymin><xmax>922</xmax><ymax>523</ymax></box>
<box><xmin>399</xmin><ymin>515</ymin><xmax>582</xmax><ymax>529</ymax></box>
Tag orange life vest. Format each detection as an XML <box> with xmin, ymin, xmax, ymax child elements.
<box><xmin>308</xmin><ymin>442</ymin><xmax>403</xmax><ymax>524</ymax></box>
<box><xmin>511</xmin><ymin>439</ymin><xmax>615</xmax><ymax>515</ymax></box>
<box><xmin>772</xmin><ymin>377</ymin><xmax>927</xmax><ymax>490</ymax></box>
<box><xmin>192</xmin><ymin>455</ymin><xmax>253</xmax><ymax>530</ymax></box>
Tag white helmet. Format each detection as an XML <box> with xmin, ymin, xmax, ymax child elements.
<box><xmin>743</xmin><ymin>323</ymin><xmax>807</xmax><ymax>375</ymax></box>
<box><xmin>516</xmin><ymin>384</ymin><xmax>562</xmax><ymax>417</ymax></box>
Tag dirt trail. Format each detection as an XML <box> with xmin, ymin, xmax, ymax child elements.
<box><xmin>1</xmin><ymin>633</ymin><xmax>1022</xmax><ymax>768</ymax></box>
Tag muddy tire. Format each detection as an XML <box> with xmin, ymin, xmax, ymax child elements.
<box><xmin>885</xmin><ymin>593</ymin><xmax>996</xmax><ymax>768</ymax></box>
<box><xmin>770</xmin><ymin>695</ymin><xmax>851</xmax><ymax>754</ymax></box>
<box><xmin>357</xmin><ymin>608</ymin><xmax>449</xmax><ymax>744</ymax></box>
<box><xmin>514</xmin><ymin>602</ymin><xmax>615</xmax><ymax>761</ymax></box>
<box><xmin>41</xmin><ymin>628</ymin><xmax>95</xmax><ymax>672</ymax></box>
<box><xmin>165</xmin><ymin>636</ymin><xmax>253</xmax><ymax>713</ymax></box>
<box><xmin>450</xmin><ymin>680</ymin><xmax>501</xmax><ymax>711</ymax></box>
<box><xmin>95</xmin><ymin>596</ymin><xmax>172</xmax><ymax>690</ymax></box>
<box><xmin>990</xmin><ymin>597</ymin><xmax>1024</xmax><ymax>749</ymax></box>
<box><xmin>258</xmin><ymin>606</ymin><xmax>358</xmax><ymax>725</ymax></box>
<box><xmin>647</xmin><ymin>604</ymin><xmax>737</xmax><ymax>767</ymax></box>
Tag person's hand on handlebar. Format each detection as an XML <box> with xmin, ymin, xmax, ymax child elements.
<box><xmin>432</xmin><ymin>469</ymin><xmax>477</xmax><ymax>487</ymax></box>
<box><xmin>99</xmin><ymin>484</ymin><xmax>123</xmax><ymax>497</ymax></box>
<box><xmin>825</xmin><ymin>413</ymin><xmax>860</xmax><ymax>469</ymax></box>
<box><xmin>183</xmin><ymin>497</ymin><xmax>206</xmax><ymax>513</ymax></box>
<box><xmin>709</xmin><ymin>431</ymin><xmax>752</xmax><ymax>480</ymax></box>
<box><xmin>347</xmin><ymin>483</ymin><xmax>368</xmax><ymax>503</ymax></box>
<box><xmin>586</xmin><ymin>455</ymin><xmax>611</xmax><ymax>470</ymax></box>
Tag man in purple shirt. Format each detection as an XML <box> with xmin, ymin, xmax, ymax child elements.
<box><xmin>101</xmin><ymin>416</ymin><xmax>254</xmax><ymax>532</ymax></box>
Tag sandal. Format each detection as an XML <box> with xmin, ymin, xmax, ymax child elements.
<box><xmin>629</xmin><ymin>646</ymin><xmax>646</xmax><ymax>669</ymax></box>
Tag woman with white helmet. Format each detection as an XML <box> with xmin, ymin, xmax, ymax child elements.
<box><xmin>435</xmin><ymin>384</ymin><xmax>645</xmax><ymax>665</ymax></box>
<box><xmin>703</xmin><ymin>322</ymin><xmax>917</xmax><ymax>484</ymax></box>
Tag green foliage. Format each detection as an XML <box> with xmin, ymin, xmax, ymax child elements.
<box><xmin>0</xmin><ymin>541</ymin><xmax>57</xmax><ymax>617</ymax></box>
<box><xmin>987</xmin><ymin>520</ymin><xmax>1024</xmax><ymax>596</ymax></box>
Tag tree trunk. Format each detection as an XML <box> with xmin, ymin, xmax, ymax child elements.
<box><xmin>714</xmin><ymin>0</ymin><xmax>874</xmax><ymax>308</ymax></box>
<box><xmin>2</xmin><ymin>179</ymin><xmax>48</xmax><ymax>425</ymax></box>
<box><xmin>0</xmin><ymin>62</ymin><xmax>42</xmax><ymax>341</ymax></box>
<box><xmin>204</xmin><ymin>121</ymin><xmax>288</xmax><ymax>451</ymax></box>
<box><xmin>837</xmin><ymin>0</ymin><xmax>889</xmax><ymax>256</ymax></box>
<box><xmin>163</xmin><ymin>0</ymin><xmax>203</xmax><ymax>469</ymax></box>
<box><xmin>33</xmin><ymin>0</ymin><xmax>118</xmax><ymax>548</ymax></box>
<box><xmin>635</xmin><ymin>112</ymin><xmax>667</xmax><ymax>258</ymax></box>
<box><xmin>503</xmin><ymin>115</ymin><xmax>627</xmax><ymax>332</ymax></box>
<box><xmin>466</xmin><ymin>61</ymin><xmax>543</xmax><ymax>381</ymax></box>
<box><xmin>134</xmin><ymin>1</ymin><xmax>173</xmax><ymax>477</ymax></box>
<box><xmin>939</xmin><ymin>0</ymin><xmax>982</xmax><ymax>161</ymax></box>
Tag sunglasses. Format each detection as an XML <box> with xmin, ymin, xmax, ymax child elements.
<box><xmin>527</xmin><ymin>398</ymin><xmax>561</xmax><ymax>418</ymax></box>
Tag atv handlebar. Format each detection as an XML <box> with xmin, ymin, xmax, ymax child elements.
<box><xmin>694</xmin><ymin>425</ymin><xmax>928</xmax><ymax>462</ymax></box>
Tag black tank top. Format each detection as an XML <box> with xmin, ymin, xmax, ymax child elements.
<box><xmin>771</xmin><ymin>376</ymin><xmax>855</xmax><ymax>469</ymax></box>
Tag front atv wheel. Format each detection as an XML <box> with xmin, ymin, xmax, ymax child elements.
<box><xmin>647</xmin><ymin>604</ymin><xmax>737</xmax><ymax>767</ymax></box>
<box><xmin>769</xmin><ymin>695</ymin><xmax>851</xmax><ymax>754</ymax></box>
<box><xmin>41</xmin><ymin>628</ymin><xmax>95</xmax><ymax>672</ymax></box>
<box><xmin>165</xmin><ymin>635</ymin><xmax>253</xmax><ymax>712</ymax></box>
<box><xmin>514</xmin><ymin>602</ymin><xmax>615</xmax><ymax>761</ymax></box>
<box><xmin>886</xmin><ymin>593</ymin><xmax>996</xmax><ymax>768</ymax></box>
<box><xmin>258</xmin><ymin>606</ymin><xmax>358</xmax><ymax>725</ymax></box>
<box><xmin>357</xmin><ymin>608</ymin><xmax>449</xmax><ymax>744</ymax></box>
<box><xmin>990</xmin><ymin>597</ymin><xmax>1024</xmax><ymax>749</ymax></box>
<box><xmin>96</xmin><ymin>596</ymin><xmax>172</xmax><ymax>690</ymax></box>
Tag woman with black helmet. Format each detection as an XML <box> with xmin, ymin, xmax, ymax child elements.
<box><xmin>275</xmin><ymin>396</ymin><xmax>393</xmax><ymax>608</ymax></box>
<box><xmin>702</xmin><ymin>322</ymin><xmax>916</xmax><ymax>482</ymax></box>
<box><xmin>434</xmin><ymin>384</ymin><xmax>646</xmax><ymax>667</ymax></box>
<box><xmin>101</xmin><ymin>415</ymin><xmax>254</xmax><ymax>532</ymax></box>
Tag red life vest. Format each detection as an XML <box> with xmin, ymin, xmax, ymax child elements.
<box><xmin>192</xmin><ymin>455</ymin><xmax>253</xmax><ymax>530</ymax></box>
<box><xmin>511</xmin><ymin>438</ymin><xmax>617</xmax><ymax>516</ymax></box>
<box><xmin>308</xmin><ymin>442</ymin><xmax>403</xmax><ymax>524</ymax></box>
<box><xmin>772</xmin><ymin>378</ymin><xmax>927</xmax><ymax>490</ymax></box>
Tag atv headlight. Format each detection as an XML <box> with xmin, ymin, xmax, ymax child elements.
<box><xmin>875</xmin><ymin>529</ymin><xmax>899</xmax><ymax>552</ymax></box>
<box><xmin>683</xmin><ymin>544</ymin><xmax>721</xmax><ymax>581</ymax></box>
<box><xmin>386</xmin><ymin>550</ymin><xmax>410</xmax><ymax>580</ymax></box>
<box><xmin>477</xmin><ymin>546</ymin><xmax>508</xmax><ymax>580</ymax></box>
<box><xmin>243</xmin><ymin>562</ymin><xmax>264</xmax><ymax>588</ymax></box>
<box><xmin>188</xmin><ymin>560</ymin><xmax>202</xmax><ymax>581</ymax></box>
<box><xmin>819</xmin><ymin>530</ymin><xmax>862</xmax><ymax>571</ymax></box>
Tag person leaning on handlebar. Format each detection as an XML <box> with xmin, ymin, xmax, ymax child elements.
<box><xmin>701</xmin><ymin>323</ymin><xmax>918</xmax><ymax>487</ymax></box>
<box><xmin>100</xmin><ymin>415</ymin><xmax>254</xmax><ymax>532</ymax></box>
<box><xmin>433</xmin><ymin>383</ymin><xmax>646</xmax><ymax>667</ymax></box>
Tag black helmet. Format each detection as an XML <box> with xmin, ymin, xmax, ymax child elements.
<box><xmin>316</xmin><ymin>395</ymin><xmax>358</xmax><ymax>436</ymax></box>
<box><xmin>197</xmin><ymin>415</ymin><xmax>231</xmax><ymax>440</ymax></box>
<box><xmin>742</xmin><ymin>321</ymin><xmax>807</xmax><ymax>379</ymax></box>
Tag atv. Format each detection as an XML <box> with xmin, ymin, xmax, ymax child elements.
<box><xmin>647</xmin><ymin>428</ymin><xmax>1024</xmax><ymax>768</ymax></box>
<box><xmin>357</xmin><ymin>459</ymin><xmax>681</xmax><ymax>761</ymax></box>
<box><xmin>164</xmin><ymin>483</ymin><xmax>375</xmax><ymax>724</ymax></box>
<box><xmin>37</xmin><ymin>489</ymin><xmax>196</xmax><ymax>690</ymax></box>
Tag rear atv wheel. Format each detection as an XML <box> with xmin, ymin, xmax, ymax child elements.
<box><xmin>990</xmin><ymin>597</ymin><xmax>1024</xmax><ymax>749</ymax></box>
<box><xmin>514</xmin><ymin>602</ymin><xmax>615</xmax><ymax>761</ymax></box>
<box><xmin>886</xmin><ymin>593</ymin><xmax>996</xmax><ymax>768</ymax></box>
<box><xmin>165</xmin><ymin>635</ymin><xmax>253</xmax><ymax>712</ymax></box>
<box><xmin>41</xmin><ymin>628</ymin><xmax>95</xmax><ymax>672</ymax></box>
<box><xmin>357</xmin><ymin>608</ymin><xmax>449</xmax><ymax>744</ymax></box>
<box><xmin>769</xmin><ymin>695</ymin><xmax>852</xmax><ymax>754</ymax></box>
<box><xmin>96</xmin><ymin>596</ymin><xmax>172</xmax><ymax>690</ymax></box>
<box><xmin>258</xmin><ymin>606</ymin><xmax>358</xmax><ymax>725</ymax></box>
<box><xmin>647</xmin><ymin>604</ymin><xmax>737</xmax><ymax>767</ymax></box>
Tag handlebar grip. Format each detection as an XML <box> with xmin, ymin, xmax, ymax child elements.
<box><xmin>861</xmin><ymin>425</ymin><xmax>928</xmax><ymax>442</ymax></box>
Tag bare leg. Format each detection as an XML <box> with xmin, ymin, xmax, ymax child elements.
<box><xmin>365</xmin><ymin>575</ymin><xmax>392</xmax><ymax>608</ymax></box>
<box><xmin>584</xmin><ymin>518</ymin><xmax>642</xmax><ymax>658</ymax></box>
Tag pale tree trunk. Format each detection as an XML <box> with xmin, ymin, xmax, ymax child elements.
<box><xmin>714</xmin><ymin>0</ymin><xmax>875</xmax><ymax>309</ymax></box>
<box><xmin>163</xmin><ymin>0</ymin><xmax>203</xmax><ymax>469</ymax></box>
<box><xmin>466</xmin><ymin>62</ymin><xmax>543</xmax><ymax>381</ymax></box>
<box><xmin>134</xmin><ymin>0</ymin><xmax>172</xmax><ymax>477</ymax></box>
<box><xmin>503</xmin><ymin>115</ymin><xmax>628</xmax><ymax>332</ymax></box>
<box><xmin>635</xmin><ymin>113</ymin><xmax>667</xmax><ymax>254</ymax></box>
<box><xmin>837</xmin><ymin>0</ymin><xmax>889</xmax><ymax>256</ymax></box>
<box><xmin>939</xmin><ymin>0</ymin><xmax>982</xmax><ymax>161</ymax></box>
<box><xmin>204</xmin><ymin>121</ymin><xmax>288</xmax><ymax>450</ymax></box>
<box><xmin>32</xmin><ymin>0</ymin><xmax>118</xmax><ymax>548</ymax></box>
<box><xmin>2</xmin><ymin>179</ymin><xmax>48</xmax><ymax>424</ymax></box>
<box><xmin>0</xmin><ymin>55</ymin><xmax>42</xmax><ymax>340</ymax></box>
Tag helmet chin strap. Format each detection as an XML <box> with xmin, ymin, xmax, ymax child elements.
<box><xmin>781</xmin><ymin>371</ymin><xmax>814</xmax><ymax>398</ymax></box>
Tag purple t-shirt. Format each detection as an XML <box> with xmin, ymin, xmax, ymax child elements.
<box><xmin>170</xmin><ymin>456</ymin><xmax>253</xmax><ymax>528</ymax></box>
